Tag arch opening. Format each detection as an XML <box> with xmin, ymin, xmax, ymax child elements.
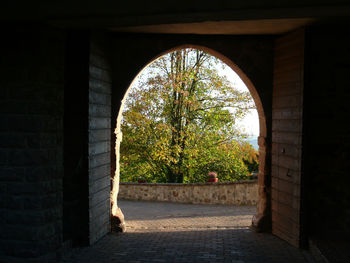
<box><xmin>111</xmin><ymin>45</ymin><xmax>268</xmax><ymax>232</ymax></box>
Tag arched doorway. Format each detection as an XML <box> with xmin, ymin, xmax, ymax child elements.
<box><xmin>111</xmin><ymin>45</ymin><xmax>269</xmax><ymax>232</ymax></box>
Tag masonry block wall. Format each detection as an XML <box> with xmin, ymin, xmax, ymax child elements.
<box><xmin>88</xmin><ymin>34</ymin><xmax>112</xmax><ymax>244</ymax></box>
<box><xmin>0</xmin><ymin>26</ymin><xmax>65</xmax><ymax>262</ymax></box>
<box><xmin>304</xmin><ymin>25</ymin><xmax>350</xmax><ymax>239</ymax></box>
<box><xmin>119</xmin><ymin>181</ymin><xmax>258</xmax><ymax>205</ymax></box>
<box><xmin>63</xmin><ymin>32</ymin><xmax>112</xmax><ymax>246</ymax></box>
<box><xmin>63</xmin><ymin>31</ymin><xmax>90</xmax><ymax>247</ymax></box>
<box><xmin>271</xmin><ymin>29</ymin><xmax>305</xmax><ymax>247</ymax></box>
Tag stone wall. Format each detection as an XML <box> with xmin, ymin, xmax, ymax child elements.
<box><xmin>88</xmin><ymin>33</ymin><xmax>112</xmax><ymax>244</ymax></box>
<box><xmin>0</xmin><ymin>26</ymin><xmax>65</xmax><ymax>262</ymax></box>
<box><xmin>63</xmin><ymin>31</ymin><xmax>112</xmax><ymax>247</ymax></box>
<box><xmin>271</xmin><ymin>29</ymin><xmax>305</xmax><ymax>247</ymax></box>
<box><xmin>63</xmin><ymin>31</ymin><xmax>90</xmax><ymax>248</ymax></box>
<box><xmin>119</xmin><ymin>181</ymin><xmax>258</xmax><ymax>206</ymax></box>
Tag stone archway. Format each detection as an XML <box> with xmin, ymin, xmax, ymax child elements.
<box><xmin>110</xmin><ymin>44</ymin><xmax>270</xmax><ymax>232</ymax></box>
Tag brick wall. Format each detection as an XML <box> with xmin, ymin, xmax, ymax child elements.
<box><xmin>88</xmin><ymin>33</ymin><xmax>111</xmax><ymax>244</ymax></box>
<box><xmin>0</xmin><ymin>26</ymin><xmax>65</xmax><ymax>262</ymax></box>
<box><xmin>119</xmin><ymin>181</ymin><xmax>258</xmax><ymax>206</ymax></box>
<box><xmin>271</xmin><ymin>29</ymin><xmax>305</xmax><ymax>247</ymax></box>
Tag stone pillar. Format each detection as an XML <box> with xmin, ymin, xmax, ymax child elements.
<box><xmin>88</xmin><ymin>33</ymin><xmax>113</xmax><ymax>243</ymax></box>
<box><xmin>252</xmin><ymin>136</ymin><xmax>271</xmax><ymax>232</ymax></box>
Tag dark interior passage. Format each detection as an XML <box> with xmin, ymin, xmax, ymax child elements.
<box><xmin>1</xmin><ymin>3</ymin><xmax>350</xmax><ymax>262</ymax></box>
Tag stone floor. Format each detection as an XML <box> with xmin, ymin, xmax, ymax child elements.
<box><xmin>61</xmin><ymin>200</ymin><xmax>317</xmax><ymax>263</ymax></box>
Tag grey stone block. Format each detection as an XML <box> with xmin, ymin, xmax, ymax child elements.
<box><xmin>8</xmin><ymin>150</ymin><xmax>50</xmax><ymax>166</ymax></box>
<box><xmin>88</xmin><ymin>141</ymin><xmax>110</xmax><ymax>156</ymax></box>
<box><xmin>0</xmin><ymin>133</ymin><xmax>27</xmax><ymax>148</ymax></box>
<box><xmin>89</xmin><ymin>90</ymin><xmax>111</xmax><ymax>106</ymax></box>
<box><xmin>89</xmin><ymin>164</ymin><xmax>110</xmax><ymax>182</ymax></box>
<box><xmin>88</xmin><ymin>117</ymin><xmax>111</xmax><ymax>130</ymax></box>
<box><xmin>88</xmin><ymin>152</ymin><xmax>110</xmax><ymax>169</ymax></box>
<box><xmin>0</xmin><ymin>167</ymin><xmax>25</xmax><ymax>182</ymax></box>
<box><xmin>89</xmin><ymin>65</ymin><xmax>112</xmax><ymax>83</ymax></box>
<box><xmin>89</xmin><ymin>129</ymin><xmax>110</xmax><ymax>143</ymax></box>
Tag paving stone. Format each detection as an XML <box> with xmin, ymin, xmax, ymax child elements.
<box><xmin>61</xmin><ymin>200</ymin><xmax>316</xmax><ymax>263</ymax></box>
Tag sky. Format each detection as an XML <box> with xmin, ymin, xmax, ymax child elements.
<box><xmin>218</xmin><ymin>66</ymin><xmax>259</xmax><ymax>137</ymax></box>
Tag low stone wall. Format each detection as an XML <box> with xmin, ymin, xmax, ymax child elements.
<box><xmin>119</xmin><ymin>180</ymin><xmax>258</xmax><ymax>206</ymax></box>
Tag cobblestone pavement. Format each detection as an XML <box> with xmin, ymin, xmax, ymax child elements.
<box><xmin>62</xmin><ymin>200</ymin><xmax>316</xmax><ymax>263</ymax></box>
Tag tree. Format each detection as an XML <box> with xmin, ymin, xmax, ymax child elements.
<box><xmin>120</xmin><ymin>48</ymin><xmax>257</xmax><ymax>183</ymax></box>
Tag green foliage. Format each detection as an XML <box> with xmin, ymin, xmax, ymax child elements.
<box><xmin>120</xmin><ymin>48</ymin><xmax>258</xmax><ymax>183</ymax></box>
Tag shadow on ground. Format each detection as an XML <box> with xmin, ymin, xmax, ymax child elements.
<box><xmin>62</xmin><ymin>201</ymin><xmax>316</xmax><ymax>263</ymax></box>
<box><xmin>63</xmin><ymin>228</ymin><xmax>316</xmax><ymax>263</ymax></box>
